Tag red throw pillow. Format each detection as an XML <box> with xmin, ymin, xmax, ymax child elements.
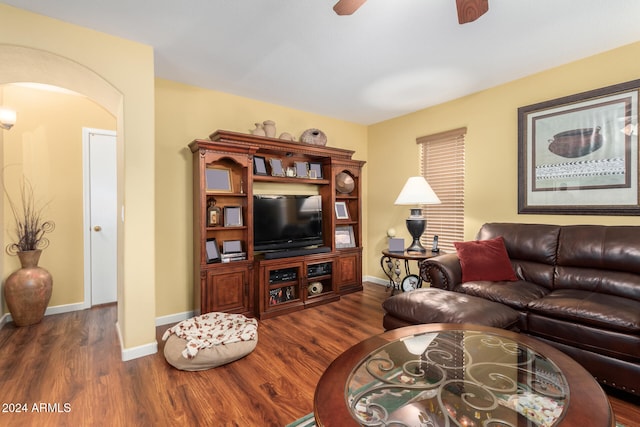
<box><xmin>454</xmin><ymin>236</ymin><xmax>518</xmax><ymax>283</ymax></box>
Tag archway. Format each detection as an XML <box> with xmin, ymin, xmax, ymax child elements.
<box><xmin>0</xmin><ymin>44</ymin><xmax>123</xmax><ymax>325</ymax></box>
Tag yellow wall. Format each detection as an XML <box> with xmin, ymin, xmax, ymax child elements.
<box><xmin>0</xmin><ymin>4</ymin><xmax>156</xmax><ymax>355</ymax></box>
<box><xmin>366</xmin><ymin>41</ymin><xmax>640</xmax><ymax>281</ymax></box>
<box><xmin>3</xmin><ymin>4</ymin><xmax>640</xmax><ymax>346</ymax></box>
<box><xmin>2</xmin><ymin>85</ymin><xmax>115</xmax><ymax>307</ymax></box>
<box><xmin>154</xmin><ymin>79</ymin><xmax>368</xmax><ymax>317</ymax></box>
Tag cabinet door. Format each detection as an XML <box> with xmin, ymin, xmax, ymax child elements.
<box><xmin>205</xmin><ymin>267</ymin><xmax>251</xmax><ymax>314</ymax></box>
<box><xmin>335</xmin><ymin>249</ymin><xmax>362</xmax><ymax>294</ymax></box>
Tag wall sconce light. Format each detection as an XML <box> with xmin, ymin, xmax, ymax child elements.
<box><xmin>394</xmin><ymin>176</ymin><xmax>441</xmax><ymax>252</ymax></box>
<box><xmin>621</xmin><ymin>123</ymin><xmax>638</xmax><ymax>136</ymax></box>
<box><xmin>0</xmin><ymin>108</ymin><xmax>17</xmax><ymax>130</ymax></box>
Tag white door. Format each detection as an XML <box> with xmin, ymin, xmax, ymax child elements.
<box><xmin>83</xmin><ymin>128</ymin><xmax>117</xmax><ymax>306</ymax></box>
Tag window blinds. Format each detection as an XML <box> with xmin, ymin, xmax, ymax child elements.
<box><xmin>417</xmin><ymin>128</ymin><xmax>466</xmax><ymax>253</ymax></box>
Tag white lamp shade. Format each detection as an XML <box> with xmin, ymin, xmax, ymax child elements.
<box><xmin>403</xmin><ymin>333</ymin><xmax>437</xmax><ymax>355</ymax></box>
<box><xmin>394</xmin><ymin>176</ymin><xmax>441</xmax><ymax>205</ymax></box>
<box><xmin>0</xmin><ymin>108</ymin><xmax>16</xmax><ymax>130</ymax></box>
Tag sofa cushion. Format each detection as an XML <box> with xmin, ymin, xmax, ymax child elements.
<box><xmin>456</xmin><ymin>280</ymin><xmax>550</xmax><ymax>310</ymax></box>
<box><xmin>527</xmin><ymin>289</ymin><xmax>640</xmax><ymax>334</ymax></box>
<box><xmin>526</xmin><ymin>313</ymin><xmax>640</xmax><ymax>364</ymax></box>
<box><xmin>477</xmin><ymin>223</ymin><xmax>560</xmax><ymax>266</ymax></box>
<box><xmin>477</xmin><ymin>223</ymin><xmax>559</xmax><ymax>289</ymax></box>
<box><xmin>454</xmin><ymin>236</ymin><xmax>517</xmax><ymax>283</ymax></box>
<box><xmin>382</xmin><ymin>288</ymin><xmax>519</xmax><ymax>330</ymax></box>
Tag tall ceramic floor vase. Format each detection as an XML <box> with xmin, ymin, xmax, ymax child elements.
<box><xmin>4</xmin><ymin>250</ymin><xmax>53</xmax><ymax>327</ymax></box>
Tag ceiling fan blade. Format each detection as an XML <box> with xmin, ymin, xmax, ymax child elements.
<box><xmin>333</xmin><ymin>0</ymin><xmax>367</xmax><ymax>16</ymax></box>
<box><xmin>456</xmin><ymin>0</ymin><xmax>489</xmax><ymax>24</ymax></box>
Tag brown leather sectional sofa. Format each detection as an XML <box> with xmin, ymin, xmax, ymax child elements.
<box><xmin>384</xmin><ymin>223</ymin><xmax>640</xmax><ymax>396</ymax></box>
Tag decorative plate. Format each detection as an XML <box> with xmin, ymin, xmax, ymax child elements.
<box><xmin>336</xmin><ymin>172</ymin><xmax>355</xmax><ymax>194</ymax></box>
<box><xmin>300</xmin><ymin>128</ymin><xmax>327</xmax><ymax>146</ymax></box>
<box><xmin>401</xmin><ymin>274</ymin><xmax>421</xmax><ymax>292</ymax></box>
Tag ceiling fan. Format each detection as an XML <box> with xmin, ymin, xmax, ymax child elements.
<box><xmin>333</xmin><ymin>0</ymin><xmax>489</xmax><ymax>24</ymax></box>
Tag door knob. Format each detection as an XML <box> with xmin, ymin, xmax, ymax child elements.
<box><xmin>94</xmin><ymin>226</ymin><xmax>102</xmax><ymax>232</ymax></box>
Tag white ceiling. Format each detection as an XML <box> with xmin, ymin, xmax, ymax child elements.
<box><xmin>3</xmin><ymin>0</ymin><xmax>640</xmax><ymax>125</ymax></box>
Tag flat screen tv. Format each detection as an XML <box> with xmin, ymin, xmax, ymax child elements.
<box><xmin>253</xmin><ymin>194</ymin><xmax>323</xmax><ymax>252</ymax></box>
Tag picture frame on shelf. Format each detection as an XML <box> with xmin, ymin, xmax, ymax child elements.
<box><xmin>269</xmin><ymin>158</ymin><xmax>285</xmax><ymax>176</ymax></box>
<box><xmin>253</xmin><ymin>156</ymin><xmax>268</xmax><ymax>176</ymax></box>
<box><xmin>518</xmin><ymin>78</ymin><xmax>640</xmax><ymax>215</ymax></box>
<box><xmin>309</xmin><ymin>162</ymin><xmax>323</xmax><ymax>179</ymax></box>
<box><xmin>295</xmin><ymin>161</ymin><xmax>309</xmax><ymax>178</ymax></box>
<box><xmin>205</xmin><ymin>167</ymin><xmax>232</xmax><ymax>193</ymax></box>
<box><xmin>335</xmin><ymin>225</ymin><xmax>356</xmax><ymax>248</ymax></box>
<box><xmin>223</xmin><ymin>206</ymin><xmax>243</xmax><ymax>227</ymax></box>
<box><xmin>205</xmin><ymin>238</ymin><xmax>221</xmax><ymax>263</ymax></box>
<box><xmin>222</xmin><ymin>240</ymin><xmax>243</xmax><ymax>254</ymax></box>
<box><xmin>334</xmin><ymin>201</ymin><xmax>349</xmax><ymax>219</ymax></box>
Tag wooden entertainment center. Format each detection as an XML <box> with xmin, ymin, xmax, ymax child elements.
<box><xmin>189</xmin><ymin>130</ymin><xmax>365</xmax><ymax>319</ymax></box>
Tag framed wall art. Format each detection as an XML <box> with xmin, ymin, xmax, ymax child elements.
<box><xmin>518</xmin><ymin>79</ymin><xmax>640</xmax><ymax>215</ymax></box>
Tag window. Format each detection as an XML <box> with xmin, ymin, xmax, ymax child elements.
<box><xmin>417</xmin><ymin>127</ymin><xmax>466</xmax><ymax>253</ymax></box>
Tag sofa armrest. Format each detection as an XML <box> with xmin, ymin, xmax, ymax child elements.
<box><xmin>419</xmin><ymin>253</ymin><xmax>462</xmax><ymax>291</ymax></box>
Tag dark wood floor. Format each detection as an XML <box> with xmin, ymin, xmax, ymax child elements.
<box><xmin>0</xmin><ymin>282</ymin><xmax>638</xmax><ymax>426</ymax></box>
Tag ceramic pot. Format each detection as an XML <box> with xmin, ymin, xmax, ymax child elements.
<box><xmin>4</xmin><ymin>250</ymin><xmax>53</xmax><ymax>327</ymax></box>
<box><xmin>548</xmin><ymin>126</ymin><xmax>603</xmax><ymax>158</ymax></box>
<box><xmin>300</xmin><ymin>128</ymin><xmax>327</xmax><ymax>146</ymax></box>
<box><xmin>263</xmin><ymin>120</ymin><xmax>276</xmax><ymax>138</ymax></box>
<box><xmin>251</xmin><ymin>123</ymin><xmax>265</xmax><ymax>136</ymax></box>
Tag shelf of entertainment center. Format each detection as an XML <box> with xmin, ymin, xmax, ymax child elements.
<box><xmin>207</xmin><ymin>226</ymin><xmax>246</xmax><ymax>231</ymax></box>
<box><xmin>253</xmin><ymin>175</ymin><xmax>330</xmax><ymax>185</ymax></box>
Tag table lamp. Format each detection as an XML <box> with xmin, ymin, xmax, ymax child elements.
<box><xmin>394</xmin><ymin>176</ymin><xmax>441</xmax><ymax>252</ymax></box>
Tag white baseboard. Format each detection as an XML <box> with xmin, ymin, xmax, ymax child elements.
<box><xmin>364</xmin><ymin>275</ymin><xmax>389</xmax><ymax>287</ymax></box>
<box><xmin>155</xmin><ymin>310</ymin><xmax>194</xmax><ymax>327</ymax></box>
<box><xmin>115</xmin><ymin>321</ymin><xmax>158</xmax><ymax>361</ymax></box>
<box><xmin>45</xmin><ymin>301</ymin><xmax>90</xmax><ymax>315</ymax></box>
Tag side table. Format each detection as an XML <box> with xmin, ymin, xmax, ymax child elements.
<box><xmin>380</xmin><ymin>249</ymin><xmax>440</xmax><ymax>293</ymax></box>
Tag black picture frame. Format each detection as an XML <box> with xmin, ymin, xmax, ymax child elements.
<box><xmin>253</xmin><ymin>156</ymin><xmax>268</xmax><ymax>176</ymax></box>
<box><xmin>205</xmin><ymin>238</ymin><xmax>221</xmax><ymax>263</ymax></box>
<box><xmin>223</xmin><ymin>206</ymin><xmax>243</xmax><ymax>227</ymax></box>
<box><xmin>309</xmin><ymin>162</ymin><xmax>323</xmax><ymax>179</ymax></box>
<box><xmin>518</xmin><ymin>78</ymin><xmax>640</xmax><ymax>215</ymax></box>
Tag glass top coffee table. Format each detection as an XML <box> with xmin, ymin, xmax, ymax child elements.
<box><xmin>314</xmin><ymin>324</ymin><xmax>614</xmax><ymax>427</ymax></box>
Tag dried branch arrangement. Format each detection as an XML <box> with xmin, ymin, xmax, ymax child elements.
<box><xmin>4</xmin><ymin>178</ymin><xmax>55</xmax><ymax>255</ymax></box>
